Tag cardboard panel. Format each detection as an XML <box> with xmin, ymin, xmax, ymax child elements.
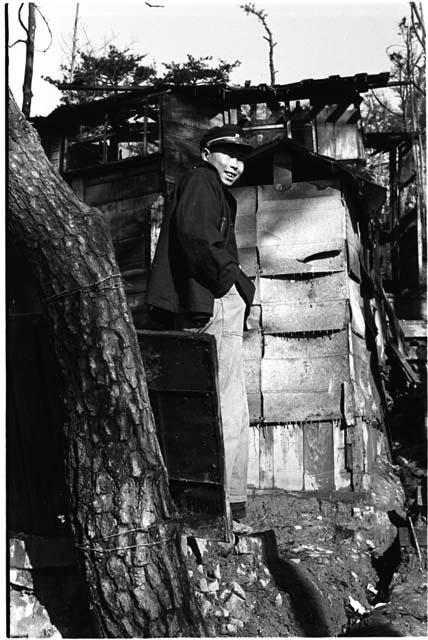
<box><xmin>238</xmin><ymin>246</ymin><xmax>258</xmax><ymax>277</ymax></box>
<box><xmin>258</xmin><ymin>208</ymin><xmax>344</xmax><ymax>248</ymax></box>
<box><xmin>264</xmin><ymin>331</ymin><xmax>348</xmax><ymax>360</ymax></box>
<box><xmin>259</xmin><ymin>272</ymin><xmax>348</xmax><ymax>304</ymax></box>
<box><xmin>263</xmin><ymin>389</ymin><xmax>343</xmax><ymax>422</ymax></box>
<box><xmin>243</xmin><ymin>358</ymin><xmax>261</xmax><ymax>394</ymax></box>
<box><xmin>303</xmin><ymin>421</ymin><xmax>334</xmax><ymax>490</ymax></box>
<box><xmin>273</xmin><ymin>424</ymin><xmax>304</xmax><ymax>490</ymax></box>
<box><xmin>261</xmin><ymin>354</ymin><xmax>349</xmax><ymax>393</ymax></box>
<box><xmin>262</xmin><ymin>300</ymin><xmax>349</xmax><ymax>333</ymax></box>
<box><xmin>259</xmin><ymin>240</ymin><xmax>345</xmax><ymax>276</ymax></box>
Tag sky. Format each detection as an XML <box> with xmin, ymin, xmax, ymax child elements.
<box><xmin>6</xmin><ymin>0</ymin><xmax>411</xmax><ymax>117</ymax></box>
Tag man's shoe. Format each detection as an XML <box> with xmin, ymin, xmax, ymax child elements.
<box><xmin>232</xmin><ymin>520</ymin><xmax>253</xmax><ymax>534</ymax></box>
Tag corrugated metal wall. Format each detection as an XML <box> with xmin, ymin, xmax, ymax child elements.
<box><xmin>233</xmin><ymin>182</ymin><xmax>388</xmax><ymax>491</ymax></box>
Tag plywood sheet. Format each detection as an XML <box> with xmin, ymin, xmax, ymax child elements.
<box><xmin>273</xmin><ymin>424</ymin><xmax>304</xmax><ymax>490</ymax></box>
<box><xmin>261</xmin><ymin>354</ymin><xmax>349</xmax><ymax>393</ymax></box>
<box><xmin>259</xmin><ymin>272</ymin><xmax>348</xmax><ymax>304</ymax></box>
<box><xmin>233</xmin><ymin>186</ymin><xmax>258</xmax><ymax>217</ymax></box>
<box><xmin>262</xmin><ymin>300</ymin><xmax>349</xmax><ymax>333</ymax></box>
<box><xmin>247</xmin><ymin>426</ymin><xmax>260</xmax><ymax>488</ymax></box>
<box><xmin>263</xmin><ymin>390</ymin><xmax>343</xmax><ymax>422</ymax></box>
<box><xmin>303</xmin><ymin>421</ymin><xmax>334</xmax><ymax>490</ymax></box>
<box><xmin>264</xmin><ymin>331</ymin><xmax>348</xmax><ymax>360</ymax></box>
<box><xmin>259</xmin><ymin>240</ymin><xmax>345</xmax><ymax>276</ymax></box>
<box><xmin>259</xmin><ymin>425</ymin><xmax>275</xmax><ymax>489</ymax></box>
<box><xmin>243</xmin><ymin>329</ymin><xmax>263</xmax><ymax>360</ymax></box>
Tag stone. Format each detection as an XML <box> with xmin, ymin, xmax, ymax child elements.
<box><xmin>193</xmin><ymin>537</ymin><xmax>209</xmax><ymax>558</ymax></box>
<box><xmin>230</xmin><ymin>617</ymin><xmax>244</xmax><ymax>629</ymax></box>
<box><xmin>226</xmin><ymin>623</ymin><xmax>238</xmax><ymax>634</ymax></box>
<box><xmin>214</xmin><ymin>563</ymin><xmax>221</xmax><ymax>580</ymax></box>
<box><xmin>9</xmin><ymin>590</ymin><xmax>61</xmax><ymax>638</ymax></box>
<box><xmin>201</xmin><ymin>600</ymin><xmax>212</xmax><ymax>618</ymax></box>
<box><xmin>220</xmin><ymin>588</ymin><xmax>232</xmax><ymax>601</ymax></box>
<box><xmin>10</xmin><ymin>569</ymin><xmax>33</xmax><ymax>590</ymax></box>
<box><xmin>225</xmin><ymin>593</ymin><xmax>246</xmax><ymax>617</ymax></box>
<box><xmin>207</xmin><ymin>579</ymin><xmax>220</xmax><ymax>593</ymax></box>
<box><xmin>231</xmin><ymin>581</ymin><xmax>246</xmax><ymax>599</ymax></box>
<box><xmin>180</xmin><ymin>534</ymin><xmax>188</xmax><ymax>557</ymax></box>
<box><xmin>275</xmin><ymin>593</ymin><xmax>283</xmax><ymax>607</ymax></box>
<box><xmin>234</xmin><ymin>535</ymin><xmax>262</xmax><ymax>555</ymax></box>
<box><xmin>259</xmin><ymin>578</ymin><xmax>270</xmax><ymax>588</ymax></box>
<box><xmin>199</xmin><ymin>578</ymin><xmax>208</xmax><ymax>592</ymax></box>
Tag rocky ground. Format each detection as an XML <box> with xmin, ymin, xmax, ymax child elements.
<box><xmin>9</xmin><ymin>459</ymin><xmax>427</xmax><ymax>637</ymax></box>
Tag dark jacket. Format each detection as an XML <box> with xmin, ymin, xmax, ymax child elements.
<box><xmin>146</xmin><ymin>161</ymin><xmax>255</xmax><ymax>318</ymax></box>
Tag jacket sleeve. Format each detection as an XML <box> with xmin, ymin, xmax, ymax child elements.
<box><xmin>175</xmin><ymin>172</ymin><xmax>240</xmax><ymax>297</ymax></box>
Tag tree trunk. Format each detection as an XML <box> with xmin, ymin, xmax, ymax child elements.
<box><xmin>8</xmin><ymin>91</ymin><xmax>205</xmax><ymax>638</ymax></box>
<box><xmin>22</xmin><ymin>3</ymin><xmax>36</xmax><ymax>118</ymax></box>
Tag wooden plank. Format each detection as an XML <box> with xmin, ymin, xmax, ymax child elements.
<box><xmin>247</xmin><ymin>426</ymin><xmax>260</xmax><ymax>489</ymax></box>
<box><xmin>273</xmin><ymin>424</ymin><xmax>304</xmax><ymax>490</ymax></box>
<box><xmin>84</xmin><ymin>168</ymin><xmax>161</xmax><ymax>205</ymax></box>
<box><xmin>259</xmin><ymin>425</ymin><xmax>274</xmax><ymax>489</ymax></box>
<box><xmin>113</xmin><ymin>234</ymin><xmax>147</xmax><ymax>273</ymax></box>
<box><xmin>333</xmin><ymin>421</ymin><xmax>351</xmax><ymax>489</ymax></box>
<box><xmin>263</xmin><ymin>390</ymin><xmax>343</xmax><ymax>422</ymax></box>
<box><xmin>235</xmin><ymin>220</ymin><xmax>256</xmax><ymax>249</ymax></box>
<box><xmin>261</xmin><ymin>355</ymin><xmax>349</xmax><ymax>393</ymax></box>
<box><xmin>248</xmin><ymin>392</ymin><xmax>263</xmax><ymax>423</ymax></box>
<box><xmin>259</xmin><ymin>240</ymin><xmax>345</xmax><ymax>276</ymax></box>
<box><xmin>258</xmin><ymin>182</ymin><xmax>341</xmax><ymax>203</ymax></box>
<box><xmin>264</xmin><ymin>331</ymin><xmax>348</xmax><ymax>360</ymax></box>
<box><xmin>262</xmin><ymin>300</ymin><xmax>349</xmax><ymax>333</ymax></box>
<box><xmin>259</xmin><ymin>272</ymin><xmax>348</xmax><ymax>304</ymax></box>
<box><xmin>348</xmin><ymin>279</ymin><xmax>366</xmax><ymax>338</ymax></box>
<box><xmin>303</xmin><ymin>421</ymin><xmax>334</xmax><ymax>490</ymax></box>
<box><xmin>98</xmin><ymin>193</ymin><xmax>161</xmax><ymax>242</ymax></box>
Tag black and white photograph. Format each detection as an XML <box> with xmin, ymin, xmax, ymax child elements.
<box><xmin>6</xmin><ymin>0</ymin><xmax>426</xmax><ymax>637</ymax></box>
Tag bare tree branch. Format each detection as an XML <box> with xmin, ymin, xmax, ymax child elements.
<box><xmin>18</xmin><ymin>3</ymin><xmax>28</xmax><ymax>36</ymax></box>
<box><xmin>241</xmin><ymin>3</ymin><xmax>277</xmax><ymax>85</ymax></box>
<box><xmin>145</xmin><ymin>1</ymin><xmax>165</xmax><ymax>6</ymax></box>
<box><xmin>34</xmin><ymin>4</ymin><xmax>53</xmax><ymax>53</ymax></box>
<box><xmin>369</xmin><ymin>89</ymin><xmax>402</xmax><ymax>116</ymax></box>
<box><xmin>9</xmin><ymin>39</ymin><xmax>27</xmax><ymax>48</ymax></box>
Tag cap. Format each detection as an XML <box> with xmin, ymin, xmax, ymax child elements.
<box><xmin>200</xmin><ymin>124</ymin><xmax>253</xmax><ymax>155</ymax></box>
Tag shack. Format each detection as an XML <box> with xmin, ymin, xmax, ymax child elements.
<box><xmin>9</xmin><ymin>73</ymin><xmax>415</xmax><ymax>538</ymax></box>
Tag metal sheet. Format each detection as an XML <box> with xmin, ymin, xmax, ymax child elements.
<box><xmin>262</xmin><ymin>300</ymin><xmax>349</xmax><ymax>333</ymax></box>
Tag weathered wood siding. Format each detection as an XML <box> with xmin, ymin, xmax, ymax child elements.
<box><xmin>233</xmin><ymin>181</ymin><xmax>388</xmax><ymax>491</ymax></box>
<box><xmin>162</xmin><ymin>93</ymin><xmax>224</xmax><ymax>181</ymax></box>
<box><xmin>69</xmin><ymin>158</ymin><xmax>163</xmax><ymax>329</ymax></box>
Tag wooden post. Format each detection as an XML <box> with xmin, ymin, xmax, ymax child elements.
<box><xmin>143</xmin><ymin>101</ymin><xmax>148</xmax><ymax>156</ymax></box>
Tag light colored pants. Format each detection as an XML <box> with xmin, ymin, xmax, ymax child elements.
<box><xmin>179</xmin><ymin>285</ymin><xmax>249</xmax><ymax>504</ymax></box>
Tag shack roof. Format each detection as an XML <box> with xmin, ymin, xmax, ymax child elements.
<box><xmin>33</xmin><ymin>71</ymin><xmax>390</xmax><ymax>130</ymax></box>
<box><xmin>242</xmin><ymin>133</ymin><xmax>387</xmax><ymax>217</ymax></box>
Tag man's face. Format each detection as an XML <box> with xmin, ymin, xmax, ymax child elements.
<box><xmin>202</xmin><ymin>147</ymin><xmax>244</xmax><ymax>187</ymax></box>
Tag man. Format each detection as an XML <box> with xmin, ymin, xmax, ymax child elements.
<box><xmin>147</xmin><ymin>124</ymin><xmax>255</xmax><ymax>533</ymax></box>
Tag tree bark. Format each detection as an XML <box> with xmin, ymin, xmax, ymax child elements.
<box><xmin>8</xmin><ymin>91</ymin><xmax>205</xmax><ymax>638</ymax></box>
